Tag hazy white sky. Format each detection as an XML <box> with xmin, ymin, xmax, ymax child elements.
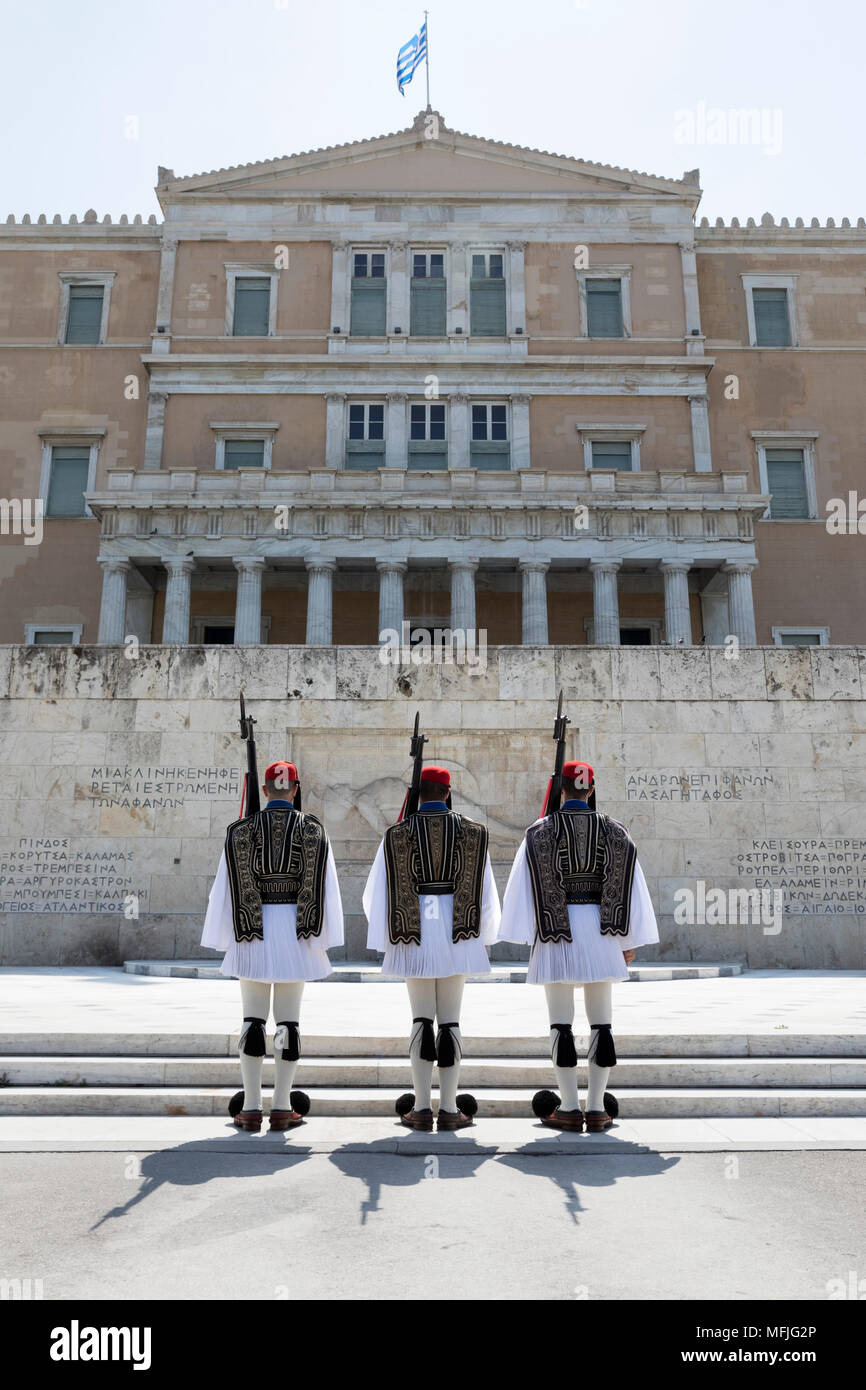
<box><xmin>2</xmin><ymin>0</ymin><xmax>863</xmax><ymax>222</ymax></box>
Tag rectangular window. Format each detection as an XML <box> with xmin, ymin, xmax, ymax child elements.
<box><xmin>408</xmin><ymin>403</ymin><xmax>447</xmax><ymax>470</ymax></box>
<box><xmin>470</xmin><ymin>403</ymin><xmax>510</xmax><ymax>469</ymax></box>
<box><xmin>351</xmin><ymin>251</ymin><xmax>387</xmax><ymax>336</ymax></box>
<box><xmin>590</xmin><ymin>440</ymin><xmax>633</xmax><ymax>470</ymax></box>
<box><xmin>223</xmin><ymin>439</ymin><xmax>265</xmax><ymax>469</ymax></box>
<box><xmin>32</xmin><ymin>629</ymin><xmax>77</xmax><ymax>644</ymax></box>
<box><xmin>752</xmin><ymin>287</ymin><xmax>791</xmax><ymax>347</ymax></box>
<box><xmin>470</xmin><ymin>251</ymin><xmax>506</xmax><ymax>336</ymax></box>
<box><xmin>411</xmin><ymin>251</ymin><xmax>446</xmax><ymax>336</ymax></box>
<box><xmin>778</xmin><ymin>632</ymin><xmax>821</xmax><ymax>646</ymax></box>
<box><xmin>65</xmin><ymin>285</ymin><xmax>105</xmax><ymax>344</ymax></box>
<box><xmin>586</xmin><ymin>279</ymin><xmax>624</xmax><ymax>338</ymax></box>
<box><xmin>46</xmin><ymin>445</ymin><xmax>90</xmax><ymax>516</ymax></box>
<box><xmin>232</xmin><ymin>277</ymin><xmax>271</xmax><ymax>336</ymax></box>
<box><xmin>346</xmin><ymin>402</ymin><xmax>385</xmax><ymax>469</ymax></box>
<box><xmin>765</xmin><ymin>448</ymin><xmax>808</xmax><ymax>517</ymax></box>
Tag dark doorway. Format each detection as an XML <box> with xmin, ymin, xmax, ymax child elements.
<box><xmin>203</xmin><ymin>625</ymin><xmax>235</xmax><ymax>644</ymax></box>
<box><xmin>620</xmin><ymin>627</ymin><xmax>653</xmax><ymax>645</ymax></box>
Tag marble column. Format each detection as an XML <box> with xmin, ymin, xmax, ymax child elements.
<box><xmin>446</xmin><ymin>241</ymin><xmax>469</xmax><ymax>336</ymax></box>
<box><xmin>506</xmin><ymin>240</ymin><xmax>527</xmax><ymax>334</ymax></box>
<box><xmin>233</xmin><ymin>557</ymin><xmax>266</xmax><ymax>644</ymax></box>
<box><xmin>325</xmin><ymin>394</ymin><xmax>346</xmax><ymax>469</ymax></box>
<box><xmin>377</xmin><ymin>559</ymin><xmax>406</xmax><ymax>637</ymax></box>
<box><xmin>96</xmin><ymin>557</ymin><xmax>130</xmax><ymax>644</ymax></box>
<box><xmin>329</xmin><ymin>240</ymin><xmax>351</xmax><ymax>332</ymax></box>
<box><xmin>143</xmin><ymin>391</ymin><xmax>168</xmax><ymax>472</ymax></box>
<box><xmin>152</xmin><ymin>235</ymin><xmax>177</xmax><ymax>353</ymax></box>
<box><xmin>448</xmin><ymin>394</ymin><xmax>471</xmax><ymax>469</ymax></box>
<box><xmin>723</xmin><ymin>560</ymin><xmax>758</xmax><ymax>645</ymax></box>
<box><xmin>388</xmin><ymin>240</ymin><xmax>409</xmax><ymax>334</ymax></box>
<box><xmin>520</xmin><ymin>557</ymin><xmax>549</xmax><ymax>644</ymax></box>
<box><xmin>510</xmin><ymin>394</ymin><xmax>531</xmax><ymax>470</ymax></box>
<box><xmin>450</xmin><ymin>557</ymin><xmax>478</xmax><ymax>632</ymax></box>
<box><xmin>385</xmin><ymin>393</ymin><xmax>408</xmax><ymax>469</ymax></box>
<box><xmin>688</xmin><ymin>394</ymin><xmax>713</xmax><ymax>473</ymax></box>
<box><xmin>161</xmin><ymin>556</ymin><xmax>195</xmax><ymax>644</ymax></box>
<box><xmin>305</xmin><ymin>557</ymin><xmax>336</xmax><ymax>644</ymax></box>
<box><xmin>589</xmin><ymin>560</ymin><xmax>622</xmax><ymax>645</ymax></box>
<box><xmin>660</xmin><ymin>559</ymin><xmax>694</xmax><ymax>645</ymax></box>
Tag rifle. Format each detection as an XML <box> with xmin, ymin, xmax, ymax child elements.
<box><xmin>541</xmin><ymin>690</ymin><xmax>570</xmax><ymax>817</ymax></box>
<box><xmin>398</xmin><ymin>711</ymin><xmax>428</xmax><ymax>821</ymax></box>
<box><xmin>238</xmin><ymin>692</ymin><xmax>261</xmax><ymax>819</ymax></box>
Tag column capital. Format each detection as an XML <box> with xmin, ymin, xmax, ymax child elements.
<box><xmin>147</xmin><ymin>390</ymin><xmax>168</xmax><ymax>407</ymax></box>
<box><xmin>305</xmin><ymin>555</ymin><xmax>337</xmax><ymax>573</ymax></box>
<box><xmin>589</xmin><ymin>558</ymin><xmax>623</xmax><ymax>574</ymax></box>
<box><xmin>387</xmin><ymin>238</ymin><xmax>408</xmax><ymax>252</ymax></box>
<box><xmin>506</xmin><ymin>239</ymin><xmax>527</xmax><ymax>252</ymax></box>
<box><xmin>386</xmin><ymin>392</ymin><xmax>409</xmax><ymax>404</ymax></box>
<box><xmin>686</xmin><ymin>393</ymin><xmax>709</xmax><ymax>405</ymax></box>
<box><xmin>97</xmin><ymin>556</ymin><xmax>131</xmax><ymax>574</ymax></box>
<box><xmin>518</xmin><ymin>555</ymin><xmax>549</xmax><ymax>572</ymax></box>
<box><xmin>376</xmin><ymin>558</ymin><xmax>408</xmax><ymax>574</ymax></box>
<box><xmin>161</xmin><ymin>555</ymin><xmax>195</xmax><ymax>574</ymax></box>
<box><xmin>233</xmin><ymin>555</ymin><xmax>266</xmax><ymax>573</ymax></box>
<box><xmin>449</xmin><ymin>392</ymin><xmax>471</xmax><ymax>405</ymax></box>
<box><xmin>325</xmin><ymin>392</ymin><xmax>346</xmax><ymax>405</ymax></box>
<box><xmin>659</xmin><ymin>557</ymin><xmax>695</xmax><ymax>574</ymax></box>
<box><xmin>722</xmin><ymin>558</ymin><xmax>758</xmax><ymax>574</ymax></box>
<box><xmin>509</xmin><ymin>393</ymin><xmax>532</xmax><ymax>405</ymax></box>
<box><xmin>448</xmin><ymin>555</ymin><xmax>479</xmax><ymax>572</ymax></box>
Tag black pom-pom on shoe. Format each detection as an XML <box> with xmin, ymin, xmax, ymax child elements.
<box><xmin>290</xmin><ymin>1089</ymin><xmax>311</xmax><ymax>1117</ymax></box>
<box><xmin>395</xmin><ymin>1092</ymin><xmax>416</xmax><ymax>1117</ymax></box>
<box><xmin>531</xmin><ymin>1089</ymin><xmax>560</xmax><ymax>1119</ymax></box>
<box><xmin>455</xmin><ymin>1092</ymin><xmax>478</xmax><ymax>1117</ymax></box>
<box><xmin>603</xmin><ymin>1090</ymin><xmax>619</xmax><ymax>1119</ymax></box>
<box><xmin>228</xmin><ymin>1090</ymin><xmax>245</xmax><ymax>1118</ymax></box>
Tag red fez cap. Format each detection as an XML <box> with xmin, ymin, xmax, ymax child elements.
<box><xmin>264</xmin><ymin>761</ymin><xmax>298</xmax><ymax>785</ymax></box>
<box><xmin>421</xmin><ymin>765</ymin><xmax>451</xmax><ymax>788</ymax></box>
<box><xmin>563</xmin><ymin>760</ymin><xmax>594</xmax><ymax>790</ymax></box>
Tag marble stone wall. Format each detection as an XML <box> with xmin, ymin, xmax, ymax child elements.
<box><xmin>0</xmin><ymin>643</ymin><xmax>864</xmax><ymax>968</ymax></box>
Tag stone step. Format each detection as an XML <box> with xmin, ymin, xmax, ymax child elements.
<box><xmin>1</xmin><ymin>1085</ymin><xmax>865</xmax><ymax>1119</ymax></box>
<box><xmin>3</xmin><ymin>1054</ymin><xmax>866</xmax><ymax>1089</ymax></box>
<box><xmin>122</xmin><ymin>959</ymin><xmax>746</xmax><ymax>982</ymax></box>
<box><xmin>2</xmin><ymin>1031</ymin><xmax>863</xmax><ymax>1058</ymax></box>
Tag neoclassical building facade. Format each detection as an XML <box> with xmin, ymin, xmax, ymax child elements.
<box><xmin>1</xmin><ymin>109</ymin><xmax>864</xmax><ymax>649</ymax></box>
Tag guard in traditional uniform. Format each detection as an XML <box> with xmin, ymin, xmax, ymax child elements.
<box><xmin>363</xmin><ymin>765</ymin><xmax>501</xmax><ymax>1132</ymax></box>
<box><xmin>201</xmin><ymin>761</ymin><xmax>344</xmax><ymax>1133</ymax></box>
<box><xmin>497</xmin><ymin>761</ymin><xmax>658</xmax><ymax>1132</ymax></box>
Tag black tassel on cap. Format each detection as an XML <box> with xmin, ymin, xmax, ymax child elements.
<box><xmin>589</xmin><ymin>1023</ymin><xmax>617</xmax><ymax>1069</ymax></box>
<box><xmin>275</xmin><ymin>1021</ymin><xmax>300</xmax><ymax>1062</ymax></box>
<box><xmin>532</xmin><ymin>1089</ymin><xmax>560</xmax><ymax>1119</ymax></box>
<box><xmin>455</xmin><ymin>1092</ymin><xmax>478</xmax><ymax>1117</ymax></box>
<box><xmin>395</xmin><ymin>1092</ymin><xmax>416</xmax><ymax>1116</ymax></box>
<box><xmin>240</xmin><ymin>1016</ymin><xmax>267</xmax><ymax>1057</ymax></box>
<box><xmin>550</xmin><ymin>1023</ymin><xmax>578</xmax><ymax>1069</ymax></box>
<box><xmin>412</xmin><ymin>1016</ymin><xmax>437</xmax><ymax>1063</ymax></box>
<box><xmin>290</xmin><ymin>1089</ymin><xmax>310</xmax><ymax>1116</ymax></box>
<box><xmin>436</xmin><ymin>1022</ymin><xmax>461</xmax><ymax>1069</ymax></box>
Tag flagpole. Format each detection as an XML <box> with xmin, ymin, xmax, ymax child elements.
<box><xmin>424</xmin><ymin>9</ymin><xmax>431</xmax><ymax>108</ymax></box>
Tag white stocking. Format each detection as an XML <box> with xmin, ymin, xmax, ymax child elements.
<box><xmin>583</xmin><ymin>981</ymin><xmax>613</xmax><ymax>1113</ymax></box>
<box><xmin>544</xmin><ymin>982</ymin><xmax>581</xmax><ymax>1112</ymax></box>
<box><xmin>406</xmin><ymin>978</ymin><xmax>437</xmax><ymax>1111</ymax></box>
<box><xmin>435</xmin><ymin>975</ymin><xmax>466</xmax><ymax>1112</ymax></box>
<box><xmin>238</xmin><ymin>979</ymin><xmax>270</xmax><ymax>1111</ymax></box>
<box><xmin>272</xmin><ymin>981</ymin><xmax>305</xmax><ymax>1111</ymax></box>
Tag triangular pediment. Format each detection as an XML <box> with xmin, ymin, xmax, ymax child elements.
<box><xmin>157</xmin><ymin>112</ymin><xmax>699</xmax><ymax>206</ymax></box>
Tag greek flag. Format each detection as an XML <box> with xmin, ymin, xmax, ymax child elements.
<box><xmin>397</xmin><ymin>20</ymin><xmax>427</xmax><ymax>96</ymax></box>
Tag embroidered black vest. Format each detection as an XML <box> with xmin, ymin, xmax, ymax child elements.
<box><xmin>525</xmin><ymin>810</ymin><xmax>637</xmax><ymax>943</ymax></box>
<box><xmin>224</xmin><ymin>807</ymin><xmax>329</xmax><ymax>944</ymax></box>
<box><xmin>383</xmin><ymin>810</ymin><xmax>488</xmax><ymax>946</ymax></box>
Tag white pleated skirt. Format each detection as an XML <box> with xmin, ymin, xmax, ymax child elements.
<box><xmin>527</xmin><ymin>904</ymin><xmax>630</xmax><ymax>985</ymax></box>
<box><xmin>381</xmin><ymin>909</ymin><xmax>491</xmax><ymax>979</ymax></box>
<box><xmin>219</xmin><ymin>904</ymin><xmax>334</xmax><ymax>983</ymax></box>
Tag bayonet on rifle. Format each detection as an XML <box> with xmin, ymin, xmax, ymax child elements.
<box><xmin>238</xmin><ymin>692</ymin><xmax>261</xmax><ymax>819</ymax></box>
<box><xmin>542</xmin><ymin>690</ymin><xmax>570</xmax><ymax>817</ymax></box>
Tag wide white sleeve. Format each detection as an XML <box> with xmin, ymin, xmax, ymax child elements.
<box><xmin>320</xmin><ymin>842</ymin><xmax>345</xmax><ymax>949</ymax></box>
<box><xmin>496</xmin><ymin>837</ymin><xmax>536</xmax><ymax>945</ymax></box>
<box><xmin>200</xmin><ymin>851</ymin><xmax>235</xmax><ymax>952</ymax></box>
<box><xmin>362</xmin><ymin>840</ymin><xmax>389</xmax><ymax>952</ymax></box>
<box><xmin>479</xmin><ymin>853</ymin><xmax>501</xmax><ymax>944</ymax></box>
<box><xmin>621</xmin><ymin>858</ymin><xmax>659</xmax><ymax>948</ymax></box>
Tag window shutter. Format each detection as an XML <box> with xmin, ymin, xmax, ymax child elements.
<box><xmin>232</xmin><ymin>278</ymin><xmax>271</xmax><ymax>336</ymax></box>
<box><xmin>753</xmin><ymin>289</ymin><xmax>791</xmax><ymax>346</ymax></box>
<box><xmin>470</xmin><ymin>278</ymin><xmax>506</xmax><ymax>336</ymax></box>
<box><xmin>410</xmin><ymin>278</ymin><xmax>446</xmax><ymax>336</ymax></box>
<box><xmin>586</xmin><ymin>280</ymin><xmax>623</xmax><ymax>338</ymax></box>
<box><xmin>47</xmin><ymin>447</ymin><xmax>90</xmax><ymax>516</ymax></box>
<box><xmin>470</xmin><ymin>446</ymin><xmax>510</xmax><ymax>471</ymax></box>
<box><xmin>223</xmin><ymin>440</ymin><xmax>265</xmax><ymax>470</ymax></box>
<box><xmin>65</xmin><ymin>286</ymin><xmax>104</xmax><ymax>344</ymax></box>
<box><xmin>591</xmin><ymin>441</ymin><xmax>632</xmax><ymax>470</ymax></box>
<box><xmin>766</xmin><ymin>450</ymin><xmax>808</xmax><ymax>517</ymax></box>
<box><xmin>351</xmin><ymin>279</ymin><xmax>387</xmax><ymax>336</ymax></box>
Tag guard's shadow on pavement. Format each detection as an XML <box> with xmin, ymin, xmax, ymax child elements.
<box><xmin>89</xmin><ymin>1126</ymin><xmax>316</xmax><ymax>1230</ymax></box>
<box><xmin>329</xmin><ymin>1132</ymin><xmax>494</xmax><ymax>1224</ymax></box>
<box><xmin>498</xmin><ymin>1134</ymin><xmax>680</xmax><ymax>1224</ymax></box>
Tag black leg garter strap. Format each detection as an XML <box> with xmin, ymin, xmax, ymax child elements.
<box><xmin>589</xmin><ymin>1023</ymin><xmax>617</xmax><ymax>1069</ymax></box>
<box><xmin>411</xmin><ymin>1016</ymin><xmax>437</xmax><ymax>1063</ymax></box>
<box><xmin>239</xmin><ymin>1016</ymin><xmax>267</xmax><ymax>1057</ymax></box>
<box><xmin>550</xmin><ymin>1023</ymin><xmax>578</xmax><ymax>1069</ymax></box>
<box><xmin>274</xmin><ymin>1021</ymin><xmax>300</xmax><ymax>1062</ymax></box>
<box><xmin>436</xmin><ymin>1022</ymin><xmax>462</xmax><ymax>1069</ymax></box>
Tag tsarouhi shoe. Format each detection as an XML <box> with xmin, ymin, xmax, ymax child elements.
<box><xmin>269</xmin><ymin>1109</ymin><xmax>304</xmax><ymax>1132</ymax></box>
<box><xmin>436</xmin><ymin>1109</ymin><xmax>473</xmax><ymax>1131</ymax></box>
<box><xmin>540</xmin><ymin>1109</ymin><xmax>584</xmax><ymax>1133</ymax></box>
<box><xmin>232</xmin><ymin>1109</ymin><xmax>263</xmax><ymax>1133</ymax></box>
<box><xmin>584</xmin><ymin>1110</ymin><xmax>614</xmax><ymax>1132</ymax></box>
<box><xmin>401</xmin><ymin>1108</ymin><xmax>434</xmax><ymax>1131</ymax></box>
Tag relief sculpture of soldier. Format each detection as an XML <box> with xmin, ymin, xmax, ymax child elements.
<box><xmin>201</xmin><ymin>700</ymin><xmax>344</xmax><ymax>1134</ymax></box>
<box><xmin>497</xmin><ymin>698</ymin><xmax>659</xmax><ymax>1133</ymax></box>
